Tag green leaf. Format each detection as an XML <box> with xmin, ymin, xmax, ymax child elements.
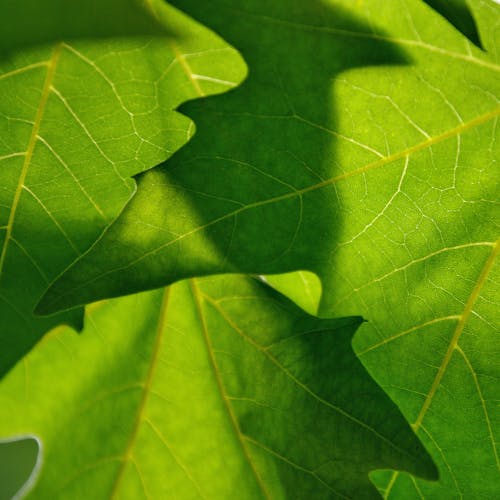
<box><xmin>0</xmin><ymin>0</ymin><xmax>166</xmax><ymax>52</ymax></box>
<box><xmin>0</xmin><ymin>0</ymin><xmax>245</xmax><ymax>375</ymax></box>
<box><xmin>263</xmin><ymin>271</ymin><xmax>322</xmax><ymax>317</ymax></box>
<box><xmin>422</xmin><ymin>0</ymin><xmax>482</xmax><ymax>47</ymax></box>
<box><xmin>0</xmin><ymin>436</ymin><xmax>40</xmax><ymax>499</ymax></box>
<box><xmin>0</xmin><ymin>276</ymin><xmax>436</xmax><ymax>498</ymax></box>
<box><xmin>40</xmin><ymin>0</ymin><xmax>500</xmax><ymax>496</ymax></box>
<box><xmin>467</xmin><ymin>0</ymin><xmax>500</xmax><ymax>60</ymax></box>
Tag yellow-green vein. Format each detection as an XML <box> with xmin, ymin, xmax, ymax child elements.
<box><xmin>109</xmin><ymin>287</ymin><xmax>171</xmax><ymax>499</ymax></box>
<box><xmin>0</xmin><ymin>43</ymin><xmax>62</xmax><ymax>277</ymax></box>
<box><xmin>189</xmin><ymin>279</ymin><xmax>271</xmax><ymax>500</ymax></box>
<box><xmin>385</xmin><ymin>239</ymin><xmax>499</xmax><ymax>497</ymax></box>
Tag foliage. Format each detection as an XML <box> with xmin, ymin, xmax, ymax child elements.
<box><xmin>0</xmin><ymin>0</ymin><xmax>498</xmax><ymax>498</ymax></box>
<box><xmin>0</xmin><ymin>0</ymin><xmax>244</xmax><ymax>375</ymax></box>
<box><xmin>0</xmin><ymin>276</ymin><xmax>437</xmax><ymax>498</ymax></box>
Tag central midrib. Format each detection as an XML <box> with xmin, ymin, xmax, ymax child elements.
<box><xmin>43</xmin><ymin>105</ymin><xmax>499</xmax><ymax>295</ymax></box>
<box><xmin>384</xmin><ymin>239</ymin><xmax>499</xmax><ymax>498</ymax></box>
<box><xmin>189</xmin><ymin>279</ymin><xmax>271</xmax><ymax>500</ymax></box>
<box><xmin>108</xmin><ymin>287</ymin><xmax>171</xmax><ymax>499</ymax></box>
<box><xmin>0</xmin><ymin>42</ymin><xmax>62</xmax><ymax>277</ymax></box>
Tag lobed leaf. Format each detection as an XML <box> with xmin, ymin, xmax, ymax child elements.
<box><xmin>40</xmin><ymin>0</ymin><xmax>500</xmax><ymax>496</ymax></box>
<box><xmin>0</xmin><ymin>0</ymin><xmax>245</xmax><ymax>375</ymax></box>
<box><xmin>0</xmin><ymin>275</ymin><xmax>435</xmax><ymax>498</ymax></box>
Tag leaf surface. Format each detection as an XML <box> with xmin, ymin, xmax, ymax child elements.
<box><xmin>0</xmin><ymin>0</ymin><xmax>166</xmax><ymax>52</ymax></box>
<box><xmin>40</xmin><ymin>0</ymin><xmax>500</xmax><ymax>496</ymax></box>
<box><xmin>422</xmin><ymin>0</ymin><xmax>482</xmax><ymax>47</ymax></box>
<box><xmin>0</xmin><ymin>0</ymin><xmax>245</xmax><ymax>375</ymax></box>
<box><xmin>0</xmin><ymin>276</ymin><xmax>435</xmax><ymax>499</ymax></box>
<box><xmin>0</xmin><ymin>437</ymin><xmax>39</xmax><ymax>499</ymax></box>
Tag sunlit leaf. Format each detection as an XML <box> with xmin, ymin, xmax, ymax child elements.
<box><xmin>1</xmin><ymin>276</ymin><xmax>435</xmax><ymax>498</ymax></box>
<box><xmin>0</xmin><ymin>0</ymin><xmax>245</xmax><ymax>375</ymax></box>
<box><xmin>40</xmin><ymin>0</ymin><xmax>500</xmax><ymax>496</ymax></box>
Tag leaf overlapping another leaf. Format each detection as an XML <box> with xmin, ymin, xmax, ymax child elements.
<box><xmin>39</xmin><ymin>0</ymin><xmax>500</xmax><ymax>497</ymax></box>
<box><xmin>0</xmin><ymin>0</ymin><xmax>245</xmax><ymax>375</ymax></box>
<box><xmin>0</xmin><ymin>276</ymin><xmax>436</xmax><ymax>499</ymax></box>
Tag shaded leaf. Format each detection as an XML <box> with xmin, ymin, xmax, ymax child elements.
<box><xmin>422</xmin><ymin>0</ymin><xmax>482</xmax><ymax>47</ymax></box>
<box><xmin>1</xmin><ymin>276</ymin><xmax>435</xmax><ymax>498</ymax></box>
<box><xmin>0</xmin><ymin>436</ymin><xmax>40</xmax><ymax>499</ymax></box>
<box><xmin>40</xmin><ymin>0</ymin><xmax>500</xmax><ymax>496</ymax></box>
<box><xmin>0</xmin><ymin>0</ymin><xmax>166</xmax><ymax>52</ymax></box>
